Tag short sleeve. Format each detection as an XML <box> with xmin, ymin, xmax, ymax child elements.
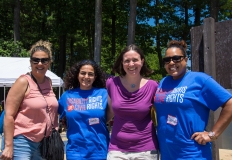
<box><xmin>201</xmin><ymin>77</ymin><xmax>232</xmax><ymax>111</ymax></box>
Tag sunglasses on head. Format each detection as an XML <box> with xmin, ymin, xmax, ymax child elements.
<box><xmin>163</xmin><ymin>55</ymin><xmax>185</xmax><ymax>64</ymax></box>
<box><xmin>30</xmin><ymin>57</ymin><xmax>50</xmax><ymax>64</ymax></box>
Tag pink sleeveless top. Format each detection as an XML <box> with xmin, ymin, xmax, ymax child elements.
<box><xmin>14</xmin><ymin>74</ymin><xmax>58</xmax><ymax>142</ymax></box>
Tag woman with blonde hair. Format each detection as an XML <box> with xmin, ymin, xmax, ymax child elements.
<box><xmin>0</xmin><ymin>40</ymin><xmax>59</xmax><ymax>160</ymax></box>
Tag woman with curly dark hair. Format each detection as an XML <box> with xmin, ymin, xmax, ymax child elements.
<box><xmin>58</xmin><ymin>60</ymin><xmax>113</xmax><ymax>160</ymax></box>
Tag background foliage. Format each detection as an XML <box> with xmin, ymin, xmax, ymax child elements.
<box><xmin>0</xmin><ymin>0</ymin><xmax>231</xmax><ymax>81</ymax></box>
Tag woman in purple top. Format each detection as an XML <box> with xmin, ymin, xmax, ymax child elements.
<box><xmin>106</xmin><ymin>44</ymin><xmax>159</xmax><ymax>160</ymax></box>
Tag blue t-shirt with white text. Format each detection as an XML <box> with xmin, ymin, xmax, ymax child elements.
<box><xmin>58</xmin><ymin>87</ymin><xmax>109</xmax><ymax>160</ymax></box>
<box><xmin>154</xmin><ymin>71</ymin><xmax>232</xmax><ymax>160</ymax></box>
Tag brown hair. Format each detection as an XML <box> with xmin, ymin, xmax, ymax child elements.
<box><xmin>166</xmin><ymin>40</ymin><xmax>187</xmax><ymax>57</ymax></box>
<box><xmin>29</xmin><ymin>40</ymin><xmax>53</xmax><ymax>61</ymax></box>
<box><xmin>112</xmin><ymin>44</ymin><xmax>153</xmax><ymax>76</ymax></box>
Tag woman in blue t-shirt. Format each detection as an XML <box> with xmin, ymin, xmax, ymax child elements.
<box><xmin>58</xmin><ymin>60</ymin><xmax>114</xmax><ymax>160</ymax></box>
<box><xmin>154</xmin><ymin>40</ymin><xmax>232</xmax><ymax>160</ymax></box>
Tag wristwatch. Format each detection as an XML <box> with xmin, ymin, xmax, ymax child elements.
<box><xmin>208</xmin><ymin>131</ymin><xmax>217</xmax><ymax>141</ymax></box>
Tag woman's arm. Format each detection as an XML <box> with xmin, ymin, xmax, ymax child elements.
<box><xmin>0</xmin><ymin>76</ymin><xmax>28</xmax><ymax>160</ymax></box>
<box><xmin>106</xmin><ymin>96</ymin><xmax>114</xmax><ymax>123</ymax></box>
<box><xmin>210</xmin><ymin>98</ymin><xmax>232</xmax><ymax>138</ymax></box>
<box><xmin>191</xmin><ymin>98</ymin><xmax>232</xmax><ymax>145</ymax></box>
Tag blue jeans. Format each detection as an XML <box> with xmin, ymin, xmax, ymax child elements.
<box><xmin>2</xmin><ymin>135</ymin><xmax>44</xmax><ymax>160</ymax></box>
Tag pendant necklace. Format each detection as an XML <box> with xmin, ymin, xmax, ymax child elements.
<box><xmin>131</xmin><ymin>84</ymin><xmax>136</xmax><ymax>88</ymax></box>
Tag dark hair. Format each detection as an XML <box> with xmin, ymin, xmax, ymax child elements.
<box><xmin>29</xmin><ymin>40</ymin><xmax>53</xmax><ymax>61</ymax></box>
<box><xmin>166</xmin><ymin>40</ymin><xmax>187</xmax><ymax>57</ymax></box>
<box><xmin>64</xmin><ymin>60</ymin><xmax>106</xmax><ymax>90</ymax></box>
<box><xmin>112</xmin><ymin>44</ymin><xmax>153</xmax><ymax>76</ymax></box>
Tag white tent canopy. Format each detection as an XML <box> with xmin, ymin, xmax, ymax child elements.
<box><xmin>0</xmin><ymin>57</ymin><xmax>64</xmax><ymax>101</ymax></box>
<box><xmin>0</xmin><ymin>57</ymin><xmax>63</xmax><ymax>87</ymax></box>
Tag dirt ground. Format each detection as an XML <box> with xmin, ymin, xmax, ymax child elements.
<box><xmin>219</xmin><ymin>149</ymin><xmax>232</xmax><ymax>160</ymax></box>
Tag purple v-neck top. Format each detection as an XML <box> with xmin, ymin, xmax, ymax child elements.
<box><xmin>106</xmin><ymin>77</ymin><xmax>159</xmax><ymax>152</ymax></box>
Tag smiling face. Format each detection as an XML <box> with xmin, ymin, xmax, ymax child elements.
<box><xmin>78</xmin><ymin>65</ymin><xmax>96</xmax><ymax>90</ymax></box>
<box><xmin>122</xmin><ymin>50</ymin><xmax>144</xmax><ymax>76</ymax></box>
<box><xmin>164</xmin><ymin>47</ymin><xmax>188</xmax><ymax>80</ymax></box>
<box><xmin>30</xmin><ymin>51</ymin><xmax>51</xmax><ymax>76</ymax></box>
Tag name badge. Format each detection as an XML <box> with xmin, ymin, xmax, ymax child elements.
<box><xmin>89</xmin><ymin>118</ymin><xmax>100</xmax><ymax>125</ymax></box>
<box><xmin>167</xmin><ymin>115</ymin><xmax>178</xmax><ymax>126</ymax></box>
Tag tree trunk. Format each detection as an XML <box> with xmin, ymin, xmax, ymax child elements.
<box><xmin>127</xmin><ymin>0</ymin><xmax>137</xmax><ymax>45</ymax></box>
<box><xmin>87</xmin><ymin>24</ymin><xmax>93</xmax><ymax>59</ymax></box>
<box><xmin>14</xmin><ymin>0</ymin><xmax>20</xmax><ymax>43</ymax></box>
<box><xmin>58</xmin><ymin>35</ymin><xmax>66</xmax><ymax>78</ymax></box>
<box><xmin>69</xmin><ymin>37</ymin><xmax>74</xmax><ymax>65</ymax></box>
<box><xmin>182</xmin><ymin>1</ymin><xmax>189</xmax><ymax>41</ymax></box>
<box><xmin>111</xmin><ymin>3</ymin><xmax>116</xmax><ymax>75</ymax></box>
<box><xmin>94</xmin><ymin>0</ymin><xmax>102</xmax><ymax>65</ymax></box>
<box><xmin>194</xmin><ymin>6</ymin><xmax>201</xmax><ymax>26</ymax></box>
<box><xmin>155</xmin><ymin>0</ymin><xmax>163</xmax><ymax>73</ymax></box>
<box><xmin>210</xmin><ymin>0</ymin><xmax>220</xmax><ymax>22</ymax></box>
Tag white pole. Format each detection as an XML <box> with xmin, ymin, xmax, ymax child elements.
<box><xmin>3</xmin><ymin>85</ymin><xmax>5</xmax><ymax>103</ymax></box>
<box><xmin>59</xmin><ymin>87</ymin><xmax>61</xmax><ymax>98</ymax></box>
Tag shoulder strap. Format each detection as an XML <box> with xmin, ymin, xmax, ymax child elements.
<box><xmin>29</xmin><ymin>72</ymin><xmax>54</xmax><ymax>128</ymax></box>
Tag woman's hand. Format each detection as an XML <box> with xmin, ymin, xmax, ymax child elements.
<box><xmin>0</xmin><ymin>146</ymin><xmax>13</xmax><ymax>160</ymax></box>
<box><xmin>191</xmin><ymin>131</ymin><xmax>212</xmax><ymax>145</ymax></box>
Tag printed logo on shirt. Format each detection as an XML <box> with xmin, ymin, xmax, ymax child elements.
<box><xmin>155</xmin><ymin>86</ymin><xmax>188</xmax><ymax>104</ymax></box>
<box><xmin>89</xmin><ymin>118</ymin><xmax>100</xmax><ymax>125</ymax></box>
<box><xmin>66</xmin><ymin>96</ymin><xmax>104</xmax><ymax>111</ymax></box>
<box><xmin>166</xmin><ymin>86</ymin><xmax>187</xmax><ymax>103</ymax></box>
<box><xmin>167</xmin><ymin>115</ymin><xmax>178</xmax><ymax>126</ymax></box>
<box><xmin>67</xmin><ymin>105</ymin><xmax>75</xmax><ymax>112</ymax></box>
<box><xmin>154</xmin><ymin>88</ymin><xmax>167</xmax><ymax>103</ymax></box>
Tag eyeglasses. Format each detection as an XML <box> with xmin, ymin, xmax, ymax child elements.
<box><xmin>163</xmin><ymin>56</ymin><xmax>185</xmax><ymax>64</ymax></box>
<box><xmin>30</xmin><ymin>57</ymin><xmax>50</xmax><ymax>65</ymax></box>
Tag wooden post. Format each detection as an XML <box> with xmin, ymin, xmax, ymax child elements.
<box><xmin>94</xmin><ymin>0</ymin><xmax>102</xmax><ymax>65</ymax></box>
<box><xmin>203</xmin><ymin>17</ymin><xmax>219</xmax><ymax>160</ymax></box>
<box><xmin>127</xmin><ymin>0</ymin><xmax>137</xmax><ymax>45</ymax></box>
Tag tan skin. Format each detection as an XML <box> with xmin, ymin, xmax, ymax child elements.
<box><xmin>120</xmin><ymin>50</ymin><xmax>147</xmax><ymax>92</ymax></box>
<box><xmin>164</xmin><ymin>47</ymin><xmax>188</xmax><ymax>80</ymax></box>
<box><xmin>0</xmin><ymin>51</ymin><xmax>51</xmax><ymax>160</ymax></box>
<box><xmin>61</xmin><ymin>65</ymin><xmax>114</xmax><ymax>129</ymax></box>
<box><xmin>78</xmin><ymin>65</ymin><xmax>114</xmax><ymax>122</ymax></box>
<box><xmin>78</xmin><ymin>65</ymin><xmax>96</xmax><ymax>90</ymax></box>
<box><xmin>191</xmin><ymin>100</ymin><xmax>232</xmax><ymax>145</ymax></box>
<box><xmin>165</xmin><ymin>47</ymin><xmax>232</xmax><ymax>145</ymax></box>
<box><xmin>106</xmin><ymin>50</ymin><xmax>149</xmax><ymax>127</ymax></box>
<box><xmin>106</xmin><ymin>96</ymin><xmax>114</xmax><ymax>123</ymax></box>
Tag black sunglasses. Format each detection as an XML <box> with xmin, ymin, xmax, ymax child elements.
<box><xmin>163</xmin><ymin>56</ymin><xmax>185</xmax><ymax>64</ymax></box>
<box><xmin>31</xmin><ymin>57</ymin><xmax>50</xmax><ymax>64</ymax></box>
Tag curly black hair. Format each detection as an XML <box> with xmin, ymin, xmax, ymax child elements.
<box><xmin>166</xmin><ymin>40</ymin><xmax>187</xmax><ymax>57</ymax></box>
<box><xmin>64</xmin><ymin>60</ymin><xmax>106</xmax><ymax>90</ymax></box>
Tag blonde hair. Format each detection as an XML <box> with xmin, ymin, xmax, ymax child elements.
<box><xmin>29</xmin><ymin>40</ymin><xmax>53</xmax><ymax>61</ymax></box>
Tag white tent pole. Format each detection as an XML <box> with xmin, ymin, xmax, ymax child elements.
<box><xmin>4</xmin><ymin>85</ymin><xmax>6</xmax><ymax>103</ymax></box>
<box><xmin>59</xmin><ymin>87</ymin><xmax>61</xmax><ymax>98</ymax></box>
